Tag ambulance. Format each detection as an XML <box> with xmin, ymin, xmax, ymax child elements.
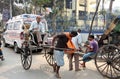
<box><xmin>2</xmin><ymin>14</ymin><xmax>48</xmax><ymax>53</ymax></box>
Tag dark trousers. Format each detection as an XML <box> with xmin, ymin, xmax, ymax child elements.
<box><xmin>0</xmin><ymin>49</ymin><xmax>3</xmax><ymax>56</ymax></box>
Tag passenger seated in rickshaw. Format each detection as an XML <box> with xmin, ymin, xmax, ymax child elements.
<box><xmin>29</xmin><ymin>16</ymin><xmax>42</xmax><ymax>46</ymax></box>
<box><xmin>29</xmin><ymin>15</ymin><xmax>49</xmax><ymax>46</ymax></box>
<box><xmin>81</xmin><ymin>35</ymin><xmax>98</xmax><ymax>68</ymax></box>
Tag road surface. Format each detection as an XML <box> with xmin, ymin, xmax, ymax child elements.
<box><xmin>0</xmin><ymin>46</ymin><xmax>108</xmax><ymax>79</ymax></box>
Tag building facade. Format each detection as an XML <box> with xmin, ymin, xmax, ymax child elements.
<box><xmin>64</xmin><ymin>0</ymin><xmax>98</xmax><ymax>27</ymax></box>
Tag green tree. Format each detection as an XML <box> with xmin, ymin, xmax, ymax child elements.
<box><xmin>99</xmin><ymin>9</ymin><xmax>106</xmax><ymax>25</ymax></box>
<box><xmin>31</xmin><ymin>0</ymin><xmax>52</xmax><ymax>13</ymax></box>
<box><xmin>50</xmin><ymin>0</ymin><xmax>64</xmax><ymax>32</ymax></box>
<box><xmin>31</xmin><ymin>0</ymin><xmax>64</xmax><ymax>32</ymax></box>
<box><xmin>105</xmin><ymin>0</ymin><xmax>115</xmax><ymax>28</ymax></box>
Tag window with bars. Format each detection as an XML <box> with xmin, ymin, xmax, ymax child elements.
<box><xmin>79</xmin><ymin>11</ymin><xmax>87</xmax><ymax>20</ymax></box>
<box><xmin>65</xmin><ymin>0</ymin><xmax>72</xmax><ymax>9</ymax></box>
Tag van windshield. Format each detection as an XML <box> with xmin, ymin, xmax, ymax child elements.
<box><xmin>23</xmin><ymin>14</ymin><xmax>36</xmax><ymax>20</ymax></box>
<box><xmin>23</xmin><ymin>14</ymin><xmax>37</xmax><ymax>26</ymax></box>
<box><xmin>24</xmin><ymin>21</ymin><xmax>32</xmax><ymax>25</ymax></box>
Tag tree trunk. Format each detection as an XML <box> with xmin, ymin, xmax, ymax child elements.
<box><xmin>89</xmin><ymin>0</ymin><xmax>101</xmax><ymax>36</ymax></box>
<box><xmin>109</xmin><ymin>0</ymin><xmax>114</xmax><ymax>13</ymax></box>
<box><xmin>106</xmin><ymin>0</ymin><xmax>114</xmax><ymax>28</ymax></box>
<box><xmin>52</xmin><ymin>0</ymin><xmax>57</xmax><ymax>33</ymax></box>
<box><xmin>11</xmin><ymin>0</ymin><xmax>16</xmax><ymax>16</ymax></box>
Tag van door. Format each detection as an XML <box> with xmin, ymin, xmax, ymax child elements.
<box><xmin>12</xmin><ymin>21</ymin><xmax>23</xmax><ymax>47</ymax></box>
<box><xmin>3</xmin><ymin>22</ymin><xmax>14</xmax><ymax>45</ymax></box>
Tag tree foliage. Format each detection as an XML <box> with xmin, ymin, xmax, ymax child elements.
<box><xmin>32</xmin><ymin>0</ymin><xmax>52</xmax><ymax>7</ymax></box>
<box><xmin>99</xmin><ymin>10</ymin><xmax>106</xmax><ymax>15</ymax></box>
<box><xmin>49</xmin><ymin>0</ymin><xmax>65</xmax><ymax>31</ymax></box>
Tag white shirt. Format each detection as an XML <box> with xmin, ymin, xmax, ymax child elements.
<box><xmin>29</xmin><ymin>20</ymin><xmax>43</xmax><ymax>32</ymax></box>
<box><xmin>72</xmin><ymin>32</ymin><xmax>82</xmax><ymax>49</ymax></box>
<box><xmin>41</xmin><ymin>19</ymin><xmax>48</xmax><ymax>34</ymax></box>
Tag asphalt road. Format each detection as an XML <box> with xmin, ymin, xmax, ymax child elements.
<box><xmin>0</xmin><ymin>46</ymin><xmax>108</xmax><ymax>79</ymax></box>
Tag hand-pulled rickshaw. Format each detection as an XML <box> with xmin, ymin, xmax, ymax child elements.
<box><xmin>20</xmin><ymin>1</ymin><xmax>119</xmax><ymax>79</ymax></box>
<box><xmin>19</xmin><ymin>23</ymin><xmax>56</xmax><ymax>70</ymax></box>
<box><xmin>20</xmin><ymin>17</ymin><xmax>120</xmax><ymax>79</ymax></box>
<box><xmin>88</xmin><ymin>0</ymin><xmax>120</xmax><ymax>78</ymax></box>
<box><xmin>94</xmin><ymin>16</ymin><xmax>120</xmax><ymax>79</ymax></box>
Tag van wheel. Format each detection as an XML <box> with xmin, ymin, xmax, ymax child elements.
<box><xmin>37</xmin><ymin>49</ymin><xmax>42</xmax><ymax>53</ymax></box>
<box><xmin>3</xmin><ymin>39</ymin><xmax>8</xmax><ymax>47</ymax></box>
<box><xmin>14</xmin><ymin>43</ymin><xmax>19</xmax><ymax>53</ymax></box>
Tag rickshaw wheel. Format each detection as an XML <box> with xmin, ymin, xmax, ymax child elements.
<box><xmin>44</xmin><ymin>48</ymin><xmax>55</xmax><ymax>66</ymax></box>
<box><xmin>21</xmin><ymin>47</ymin><xmax>32</xmax><ymax>70</ymax></box>
<box><xmin>95</xmin><ymin>45</ymin><xmax>120</xmax><ymax>79</ymax></box>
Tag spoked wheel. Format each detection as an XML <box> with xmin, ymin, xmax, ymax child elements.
<box><xmin>95</xmin><ymin>45</ymin><xmax>120</xmax><ymax>79</ymax></box>
<box><xmin>44</xmin><ymin>48</ymin><xmax>55</xmax><ymax>66</ymax></box>
<box><xmin>21</xmin><ymin>47</ymin><xmax>32</xmax><ymax>70</ymax></box>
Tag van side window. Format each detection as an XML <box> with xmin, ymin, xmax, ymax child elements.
<box><xmin>3</xmin><ymin>24</ymin><xmax>8</xmax><ymax>31</ymax></box>
<box><xmin>5</xmin><ymin>24</ymin><xmax>8</xmax><ymax>29</ymax></box>
<box><xmin>14</xmin><ymin>21</ymin><xmax>21</xmax><ymax>30</ymax></box>
<box><xmin>8</xmin><ymin>23</ymin><xmax>13</xmax><ymax>30</ymax></box>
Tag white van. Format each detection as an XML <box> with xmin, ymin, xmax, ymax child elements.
<box><xmin>2</xmin><ymin>14</ymin><xmax>48</xmax><ymax>53</ymax></box>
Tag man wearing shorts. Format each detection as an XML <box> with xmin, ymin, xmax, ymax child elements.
<box><xmin>52</xmin><ymin>31</ymin><xmax>77</xmax><ymax>78</ymax></box>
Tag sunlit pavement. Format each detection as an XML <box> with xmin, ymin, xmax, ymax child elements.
<box><xmin>0</xmin><ymin>47</ymin><xmax>108</xmax><ymax>79</ymax></box>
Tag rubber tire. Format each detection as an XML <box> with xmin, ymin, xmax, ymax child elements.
<box><xmin>21</xmin><ymin>48</ymin><xmax>32</xmax><ymax>70</ymax></box>
<box><xmin>37</xmin><ymin>49</ymin><xmax>43</xmax><ymax>53</ymax></box>
<box><xmin>14</xmin><ymin>43</ymin><xmax>20</xmax><ymax>53</ymax></box>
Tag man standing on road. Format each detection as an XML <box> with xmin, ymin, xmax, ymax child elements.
<box><xmin>52</xmin><ymin>31</ymin><xmax>77</xmax><ymax>78</ymax></box>
<box><xmin>68</xmin><ymin>29</ymin><xmax>82</xmax><ymax>71</ymax></box>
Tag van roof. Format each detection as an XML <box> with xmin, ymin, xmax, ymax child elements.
<box><xmin>7</xmin><ymin>14</ymin><xmax>39</xmax><ymax>23</ymax></box>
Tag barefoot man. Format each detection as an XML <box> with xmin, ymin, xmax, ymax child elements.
<box><xmin>52</xmin><ymin>31</ymin><xmax>77</xmax><ymax>78</ymax></box>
